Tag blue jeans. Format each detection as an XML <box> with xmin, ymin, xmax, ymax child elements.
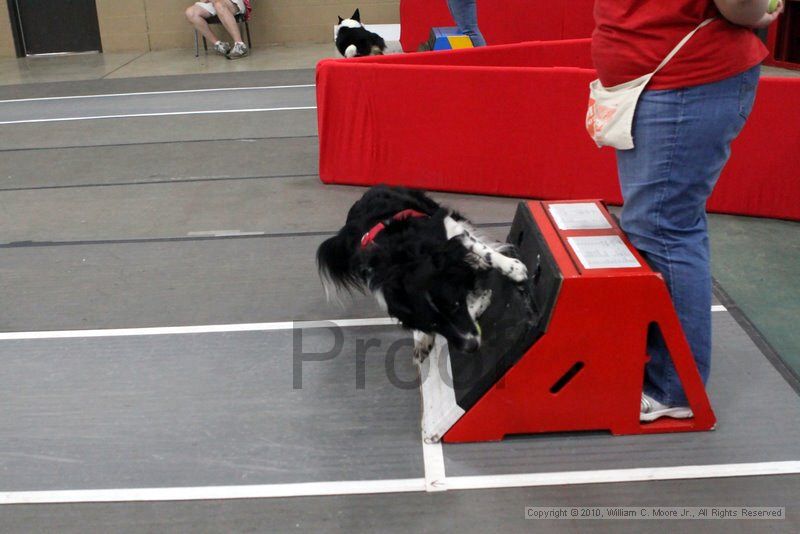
<box><xmin>616</xmin><ymin>65</ymin><xmax>760</xmax><ymax>406</ymax></box>
<box><xmin>447</xmin><ymin>0</ymin><xmax>486</xmax><ymax>46</ymax></box>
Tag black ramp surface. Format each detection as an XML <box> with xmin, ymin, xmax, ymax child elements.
<box><xmin>443</xmin><ymin>312</ymin><xmax>800</xmax><ymax>475</ymax></box>
<box><xmin>449</xmin><ymin>203</ymin><xmax>562</xmax><ymax>412</ymax></box>
<box><xmin>0</xmin><ymin>327</ymin><xmax>422</xmax><ymax>490</ymax></box>
<box><xmin>0</xmin><ymin>86</ymin><xmax>316</xmax><ymax>124</ymax></box>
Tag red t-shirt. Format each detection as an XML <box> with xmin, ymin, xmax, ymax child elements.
<box><xmin>591</xmin><ymin>1</ymin><xmax>768</xmax><ymax>89</ymax></box>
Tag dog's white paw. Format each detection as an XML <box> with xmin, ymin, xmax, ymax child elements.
<box><xmin>500</xmin><ymin>258</ymin><xmax>528</xmax><ymax>282</ymax></box>
<box><xmin>412</xmin><ymin>346</ymin><xmax>431</xmax><ymax>365</ymax></box>
<box><xmin>412</xmin><ymin>331</ymin><xmax>435</xmax><ymax>366</ymax></box>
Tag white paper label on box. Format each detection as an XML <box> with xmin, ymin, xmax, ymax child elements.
<box><xmin>567</xmin><ymin>235</ymin><xmax>640</xmax><ymax>269</ymax></box>
<box><xmin>548</xmin><ymin>203</ymin><xmax>612</xmax><ymax>231</ymax></box>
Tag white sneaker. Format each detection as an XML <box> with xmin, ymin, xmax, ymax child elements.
<box><xmin>640</xmin><ymin>393</ymin><xmax>693</xmax><ymax>422</ymax></box>
<box><xmin>213</xmin><ymin>41</ymin><xmax>231</xmax><ymax>56</ymax></box>
<box><xmin>227</xmin><ymin>42</ymin><xmax>249</xmax><ymax>59</ymax></box>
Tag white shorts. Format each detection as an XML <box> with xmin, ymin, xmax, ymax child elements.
<box><xmin>195</xmin><ymin>0</ymin><xmax>245</xmax><ymax>17</ymax></box>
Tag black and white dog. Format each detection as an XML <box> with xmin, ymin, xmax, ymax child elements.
<box><xmin>335</xmin><ymin>9</ymin><xmax>386</xmax><ymax>58</ymax></box>
<box><xmin>316</xmin><ymin>185</ymin><xmax>528</xmax><ymax>362</ymax></box>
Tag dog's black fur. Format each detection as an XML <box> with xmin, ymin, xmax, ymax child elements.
<box><xmin>335</xmin><ymin>9</ymin><xmax>386</xmax><ymax>58</ymax></box>
<box><xmin>317</xmin><ymin>185</ymin><xmax>526</xmax><ymax>355</ymax></box>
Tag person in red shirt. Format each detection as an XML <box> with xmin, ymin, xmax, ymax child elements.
<box><xmin>591</xmin><ymin>1</ymin><xmax>783</xmax><ymax>421</ymax></box>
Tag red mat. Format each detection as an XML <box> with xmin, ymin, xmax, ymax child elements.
<box><xmin>399</xmin><ymin>0</ymin><xmax>596</xmax><ymax>52</ymax></box>
<box><xmin>317</xmin><ymin>40</ymin><xmax>800</xmax><ymax>221</ymax></box>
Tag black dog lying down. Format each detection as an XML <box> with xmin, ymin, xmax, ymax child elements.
<box><xmin>316</xmin><ymin>185</ymin><xmax>529</xmax><ymax>362</ymax></box>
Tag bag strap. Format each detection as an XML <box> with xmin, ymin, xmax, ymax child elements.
<box><xmin>652</xmin><ymin>18</ymin><xmax>715</xmax><ymax>76</ymax></box>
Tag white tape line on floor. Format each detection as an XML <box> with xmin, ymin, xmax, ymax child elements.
<box><xmin>0</xmin><ymin>84</ymin><xmax>316</xmax><ymax>104</ymax></box>
<box><xmin>0</xmin><ymin>318</ymin><xmax>398</xmax><ymax>340</ymax></box>
<box><xmin>422</xmin><ymin>437</ymin><xmax>447</xmax><ymax>492</ymax></box>
<box><xmin>0</xmin><ymin>478</ymin><xmax>426</xmax><ymax>505</ymax></box>
<box><xmin>444</xmin><ymin>461</ymin><xmax>800</xmax><ymax>491</ymax></box>
<box><xmin>2</xmin><ymin>461</ymin><xmax>798</xmax><ymax>505</ymax></box>
<box><xmin>0</xmin><ymin>306</ymin><xmax>726</xmax><ymax>341</ymax></box>
<box><xmin>0</xmin><ymin>106</ymin><xmax>317</xmax><ymax>125</ymax></box>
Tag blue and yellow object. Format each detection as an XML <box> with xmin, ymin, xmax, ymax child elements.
<box><xmin>430</xmin><ymin>27</ymin><xmax>474</xmax><ymax>51</ymax></box>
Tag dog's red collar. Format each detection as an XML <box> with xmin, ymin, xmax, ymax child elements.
<box><xmin>360</xmin><ymin>209</ymin><xmax>428</xmax><ymax>249</ymax></box>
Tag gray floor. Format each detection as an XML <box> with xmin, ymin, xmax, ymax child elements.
<box><xmin>0</xmin><ymin>327</ymin><xmax>422</xmax><ymax>490</ymax></box>
<box><xmin>1</xmin><ymin>71</ymin><xmax>798</xmax><ymax>532</ymax></box>
<box><xmin>0</xmin><ymin>68</ymin><xmax>317</xmax><ymax>99</ymax></box>
<box><xmin>1</xmin><ymin>313</ymin><xmax>796</xmax><ymax>493</ymax></box>
<box><xmin>2</xmin><ymin>476</ymin><xmax>798</xmax><ymax>534</ymax></box>
<box><xmin>0</xmin><ymin>86</ymin><xmax>316</xmax><ymax>124</ymax></box>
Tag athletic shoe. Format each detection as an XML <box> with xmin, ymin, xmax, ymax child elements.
<box><xmin>227</xmin><ymin>42</ymin><xmax>249</xmax><ymax>60</ymax></box>
<box><xmin>213</xmin><ymin>41</ymin><xmax>231</xmax><ymax>56</ymax></box>
<box><xmin>640</xmin><ymin>393</ymin><xmax>693</xmax><ymax>422</ymax></box>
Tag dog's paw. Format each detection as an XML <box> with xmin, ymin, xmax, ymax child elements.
<box><xmin>503</xmin><ymin>258</ymin><xmax>529</xmax><ymax>282</ymax></box>
<box><xmin>412</xmin><ymin>331</ymin><xmax>436</xmax><ymax>366</ymax></box>
<box><xmin>412</xmin><ymin>345</ymin><xmax>431</xmax><ymax>366</ymax></box>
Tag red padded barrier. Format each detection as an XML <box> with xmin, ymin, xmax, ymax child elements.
<box><xmin>399</xmin><ymin>0</ymin><xmax>596</xmax><ymax>52</ymax></box>
<box><xmin>317</xmin><ymin>40</ymin><xmax>800</xmax><ymax>221</ymax></box>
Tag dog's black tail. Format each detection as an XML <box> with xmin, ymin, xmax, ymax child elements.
<box><xmin>316</xmin><ymin>229</ymin><xmax>361</xmax><ymax>301</ymax></box>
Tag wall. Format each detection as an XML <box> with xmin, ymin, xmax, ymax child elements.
<box><xmin>0</xmin><ymin>0</ymin><xmax>400</xmax><ymax>56</ymax></box>
<box><xmin>96</xmin><ymin>0</ymin><xmax>150</xmax><ymax>53</ymax></box>
<box><xmin>1</xmin><ymin>2</ymin><xmax>17</xmax><ymax>57</ymax></box>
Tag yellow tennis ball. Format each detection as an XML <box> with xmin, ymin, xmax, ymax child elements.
<box><xmin>768</xmin><ymin>0</ymin><xmax>779</xmax><ymax>14</ymax></box>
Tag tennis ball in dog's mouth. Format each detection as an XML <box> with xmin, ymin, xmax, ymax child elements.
<box><xmin>768</xmin><ymin>0</ymin><xmax>779</xmax><ymax>13</ymax></box>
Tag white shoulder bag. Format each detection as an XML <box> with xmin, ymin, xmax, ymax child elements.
<box><xmin>585</xmin><ymin>18</ymin><xmax>714</xmax><ymax>150</ymax></box>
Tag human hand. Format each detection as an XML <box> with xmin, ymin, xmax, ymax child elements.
<box><xmin>749</xmin><ymin>0</ymin><xmax>784</xmax><ymax>28</ymax></box>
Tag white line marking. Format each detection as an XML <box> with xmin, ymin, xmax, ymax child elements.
<box><xmin>1</xmin><ymin>461</ymin><xmax>798</xmax><ymax>504</ymax></box>
<box><xmin>0</xmin><ymin>305</ymin><xmax>726</xmax><ymax>341</ymax></box>
<box><xmin>0</xmin><ymin>84</ymin><xmax>316</xmax><ymax>104</ymax></box>
<box><xmin>422</xmin><ymin>435</ymin><xmax>447</xmax><ymax>492</ymax></box>
<box><xmin>711</xmin><ymin>304</ymin><xmax>727</xmax><ymax>312</ymax></box>
<box><xmin>0</xmin><ymin>106</ymin><xmax>317</xmax><ymax>125</ymax></box>
<box><xmin>0</xmin><ymin>478</ymin><xmax>426</xmax><ymax>505</ymax></box>
<box><xmin>187</xmin><ymin>230</ymin><xmax>266</xmax><ymax>237</ymax></box>
<box><xmin>445</xmin><ymin>461</ymin><xmax>800</xmax><ymax>491</ymax></box>
<box><xmin>0</xmin><ymin>318</ymin><xmax>399</xmax><ymax>341</ymax></box>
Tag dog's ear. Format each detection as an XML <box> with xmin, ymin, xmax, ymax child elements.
<box><xmin>337</xmin><ymin>15</ymin><xmax>343</xmax><ymax>24</ymax></box>
<box><xmin>352</xmin><ymin>9</ymin><xmax>361</xmax><ymax>22</ymax></box>
<box><xmin>316</xmin><ymin>230</ymin><xmax>360</xmax><ymax>299</ymax></box>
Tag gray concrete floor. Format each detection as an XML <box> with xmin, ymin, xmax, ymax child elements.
<box><xmin>0</xmin><ymin>56</ymin><xmax>799</xmax><ymax>532</ymax></box>
<box><xmin>3</xmin><ymin>476</ymin><xmax>799</xmax><ymax>534</ymax></box>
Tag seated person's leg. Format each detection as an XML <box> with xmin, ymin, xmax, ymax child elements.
<box><xmin>185</xmin><ymin>3</ymin><xmax>222</xmax><ymax>45</ymax></box>
<box><xmin>211</xmin><ymin>0</ymin><xmax>244</xmax><ymax>43</ymax></box>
